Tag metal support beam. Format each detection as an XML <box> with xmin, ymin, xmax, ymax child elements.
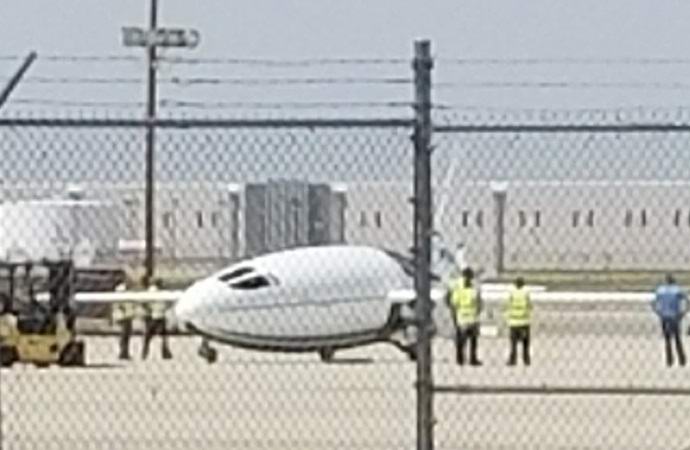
<box><xmin>433</xmin><ymin>123</ymin><xmax>690</xmax><ymax>133</ymax></box>
<box><xmin>434</xmin><ymin>384</ymin><xmax>690</xmax><ymax>396</ymax></box>
<box><xmin>0</xmin><ymin>52</ymin><xmax>37</xmax><ymax>110</ymax></box>
<box><xmin>413</xmin><ymin>39</ymin><xmax>434</xmax><ymax>450</ymax></box>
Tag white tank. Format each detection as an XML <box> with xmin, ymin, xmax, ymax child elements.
<box><xmin>0</xmin><ymin>199</ymin><xmax>121</xmax><ymax>266</ymax></box>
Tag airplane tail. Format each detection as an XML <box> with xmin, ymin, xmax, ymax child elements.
<box><xmin>430</xmin><ymin>231</ymin><xmax>465</xmax><ymax>285</ymax></box>
<box><xmin>384</xmin><ymin>232</ymin><xmax>469</xmax><ymax>285</ymax></box>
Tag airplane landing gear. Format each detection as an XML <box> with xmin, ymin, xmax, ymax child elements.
<box><xmin>198</xmin><ymin>339</ymin><xmax>218</xmax><ymax>364</ymax></box>
<box><xmin>318</xmin><ymin>347</ymin><xmax>335</xmax><ymax>362</ymax></box>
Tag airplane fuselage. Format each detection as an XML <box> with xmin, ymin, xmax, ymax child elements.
<box><xmin>175</xmin><ymin>246</ymin><xmax>414</xmax><ymax>355</ymax></box>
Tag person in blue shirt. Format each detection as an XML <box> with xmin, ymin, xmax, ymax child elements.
<box><xmin>652</xmin><ymin>274</ymin><xmax>688</xmax><ymax>367</ymax></box>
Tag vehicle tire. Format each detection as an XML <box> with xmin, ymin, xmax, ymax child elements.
<box><xmin>204</xmin><ymin>347</ymin><xmax>218</xmax><ymax>364</ymax></box>
<box><xmin>198</xmin><ymin>344</ymin><xmax>218</xmax><ymax>364</ymax></box>
<box><xmin>0</xmin><ymin>346</ymin><xmax>17</xmax><ymax>368</ymax></box>
<box><xmin>59</xmin><ymin>341</ymin><xmax>85</xmax><ymax>367</ymax></box>
<box><xmin>319</xmin><ymin>347</ymin><xmax>335</xmax><ymax>362</ymax></box>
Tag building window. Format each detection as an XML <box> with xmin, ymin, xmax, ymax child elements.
<box><xmin>640</xmin><ymin>209</ymin><xmax>647</xmax><ymax>227</ymax></box>
<box><xmin>624</xmin><ymin>210</ymin><xmax>633</xmax><ymax>227</ymax></box>
<box><xmin>211</xmin><ymin>211</ymin><xmax>220</xmax><ymax>228</ymax></box>
<box><xmin>462</xmin><ymin>211</ymin><xmax>470</xmax><ymax>227</ymax></box>
<box><xmin>534</xmin><ymin>211</ymin><xmax>541</xmax><ymax>228</ymax></box>
<box><xmin>374</xmin><ymin>211</ymin><xmax>382</xmax><ymax>228</ymax></box>
<box><xmin>586</xmin><ymin>210</ymin><xmax>595</xmax><ymax>227</ymax></box>
<box><xmin>518</xmin><ymin>211</ymin><xmax>527</xmax><ymax>228</ymax></box>
<box><xmin>476</xmin><ymin>211</ymin><xmax>483</xmax><ymax>228</ymax></box>
<box><xmin>196</xmin><ymin>211</ymin><xmax>204</xmax><ymax>228</ymax></box>
<box><xmin>359</xmin><ymin>211</ymin><xmax>367</xmax><ymax>227</ymax></box>
<box><xmin>572</xmin><ymin>211</ymin><xmax>580</xmax><ymax>228</ymax></box>
<box><xmin>162</xmin><ymin>212</ymin><xmax>173</xmax><ymax>229</ymax></box>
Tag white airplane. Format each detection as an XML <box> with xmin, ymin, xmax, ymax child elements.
<box><xmin>62</xmin><ymin>243</ymin><xmax>465</xmax><ymax>363</ymax></box>
<box><xmin>59</xmin><ymin>238</ymin><xmax>559</xmax><ymax>364</ymax></box>
<box><xmin>175</xmin><ymin>245</ymin><xmax>440</xmax><ymax>362</ymax></box>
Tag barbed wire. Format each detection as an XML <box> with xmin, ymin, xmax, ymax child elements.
<box><xmin>158</xmin><ymin>99</ymin><xmax>414</xmax><ymax>110</ymax></box>
<box><xmin>37</xmin><ymin>54</ymin><xmax>142</xmax><ymax>63</ymax></box>
<box><xmin>8</xmin><ymin>98</ymin><xmax>416</xmax><ymax>110</ymax></box>
<box><xmin>158</xmin><ymin>56</ymin><xmax>410</xmax><ymax>66</ymax></box>
<box><xmin>6</xmin><ymin>54</ymin><xmax>690</xmax><ymax>66</ymax></box>
<box><xmin>10</xmin><ymin>98</ymin><xmax>146</xmax><ymax>108</ymax></box>
<box><xmin>0</xmin><ymin>76</ymin><xmax>412</xmax><ymax>86</ymax></box>
<box><xmin>438</xmin><ymin>81</ymin><xmax>690</xmax><ymax>90</ymax></box>
<box><xmin>1</xmin><ymin>77</ymin><xmax>142</xmax><ymax>85</ymax></box>
<box><xmin>9</xmin><ymin>76</ymin><xmax>690</xmax><ymax>94</ymax></box>
<box><xmin>10</xmin><ymin>76</ymin><xmax>690</xmax><ymax>90</ymax></box>
<box><xmin>438</xmin><ymin>57</ymin><xmax>690</xmax><ymax>66</ymax></box>
<box><xmin>166</xmin><ymin>76</ymin><xmax>412</xmax><ymax>86</ymax></box>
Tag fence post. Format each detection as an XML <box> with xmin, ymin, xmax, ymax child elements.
<box><xmin>413</xmin><ymin>39</ymin><xmax>434</xmax><ymax>450</ymax></box>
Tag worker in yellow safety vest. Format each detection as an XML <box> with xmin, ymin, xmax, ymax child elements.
<box><xmin>111</xmin><ymin>292</ymin><xmax>136</xmax><ymax>360</ymax></box>
<box><xmin>504</xmin><ymin>277</ymin><xmax>533</xmax><ymax>366</ymax></box>
<box><xmin>141</xmin><ymin>278</ymin><xmax>172</xmax><ymax>360</ymax></box>
<box><xmin>450</xmin><ymin>267</ymin><xmax>483</xmax><ymax>366</ymax></box>
<box><xmin>112</xmin><ymin>266</ymin><xmax>146</xmax><ymax>360</ymax></box>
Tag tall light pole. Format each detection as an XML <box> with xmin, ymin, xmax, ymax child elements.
<box><xmin>144</xmin><ymin>0</ymin><xmax>158</xmax><ymax>287</ymax></box>
<box><xmin>122</xmin><ymin>2</ymin><xmax>200</xmax><ymax>285</ymax></box>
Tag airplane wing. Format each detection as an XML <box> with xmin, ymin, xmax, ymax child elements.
<box><xmin>386</xmin><ymin>287</ymin><xmax>448</xmax><ymax>303</ymax></box>
<box><xmin>387</xmin><ymin>285</ymin><xmax>651</xmax><ymax>304</ymax></box>
<box><xmin>36</xmin><ymin>290</ymin><xmax>182</xmax><ymax>304</ymax></box>
<box><xmin>385</xmin><ymin>284</ymin><xmax>545</xmax><ymax>304</ymax></box>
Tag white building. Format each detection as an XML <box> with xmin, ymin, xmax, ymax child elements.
<box><xmin>3</xmin><ymin>179</ymin><xmax>690</xmax><ymax>276</ymax></box>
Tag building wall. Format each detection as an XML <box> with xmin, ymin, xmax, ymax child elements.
<box><xmin>345</xmin><ymin>181</ymin><xmax>690</xmax><ymax>272</ymax></box>
<box><xmin>4</xmin><ymin>180</ymin><xmax>690</xmax><ymax>273</ymax></box>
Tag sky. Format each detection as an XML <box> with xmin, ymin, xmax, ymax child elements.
<box><xmin>2</xmin><ymin>0</ymin><xmax>690</xmax><ymax>188</ymax></box>
<box><xmin>2</xmin><ymin>0</ymin><xmax>690</xmax><ymax>117</ymax></box>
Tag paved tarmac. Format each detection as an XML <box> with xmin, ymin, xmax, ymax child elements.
<box><xmin>1</xmin><ymin>321</ymin><xmax>690</xmax><ymax>450</ymax></box>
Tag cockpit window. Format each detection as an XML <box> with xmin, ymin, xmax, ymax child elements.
<box><xmin>230</xmin><ymin>275</ymin><xmax>271</xmax><ymax>290</ymax></box>
<box><xmin>218</xmin><ymin>267</ymin><xmax>254</xmax><ymax>282</ymax></box>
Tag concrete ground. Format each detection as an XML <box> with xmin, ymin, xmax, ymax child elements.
<box><xmin>2</xmin><ymin>315</ymin><xmax>690</xmax><ymax>450</ymax></box>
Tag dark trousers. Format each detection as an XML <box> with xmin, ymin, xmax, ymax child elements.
<box><xmin>455</xmin><ymin>323</ymin><xmax>480</xmax><ymax>365</ymax></box>
<box><xmin>117</xmin><ymin>319</ymin><xmax>132</xmax><ymax>359</ymax></box>
<box><xmin>661</xmin><ymin>318</ymin><xmax>685</xmax><ymax>367</ymax></box>
<box><xmin>508</xmin><ymin>325</ymin><xmax>531</xmax><ymax>366</ymax></box>
<box><xmin>142</xmin><ymin>318</ymin><xmax>172</xmax><ymax>360</ymax></box>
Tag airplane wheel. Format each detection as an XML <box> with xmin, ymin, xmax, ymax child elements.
<box><xmin>319</xmin><ymin>347</ymin><xmax>335</xmax><ymax>362</ymax></box>
<box><xmin>204</xmin><ymin>348</ymin><xmax>218</xmax><ymax>364</ymax></box>
<box><xmin>198</xmin><ymin>343</ymin><xmax>218</xmax><ymax>364</ymax></box>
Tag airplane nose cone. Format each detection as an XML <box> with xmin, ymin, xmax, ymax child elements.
<box><xmin>174</xmin><ymin>278</ymin><xmax>227</xmax><ymax>325</ymax></box>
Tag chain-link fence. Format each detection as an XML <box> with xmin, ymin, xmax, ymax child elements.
<box><xmin>430</xmin><ymin>117</ymin><xmax>690</xmax><ymax>450</ymax></box>
<box><xmin>2</xmin><ymin>41</ymin><xmax>690</xmax><ymax>450</ymax></box>
<box><xmin>0</xmin><ymin>120</ymin><xmax>422</xmax><ymax>450</ymax></box>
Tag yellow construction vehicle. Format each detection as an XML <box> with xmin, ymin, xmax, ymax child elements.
<box><xmin>0</xmin><ymin>259</ymin><xmax>85</xmax><ymax>368</ymax></box>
